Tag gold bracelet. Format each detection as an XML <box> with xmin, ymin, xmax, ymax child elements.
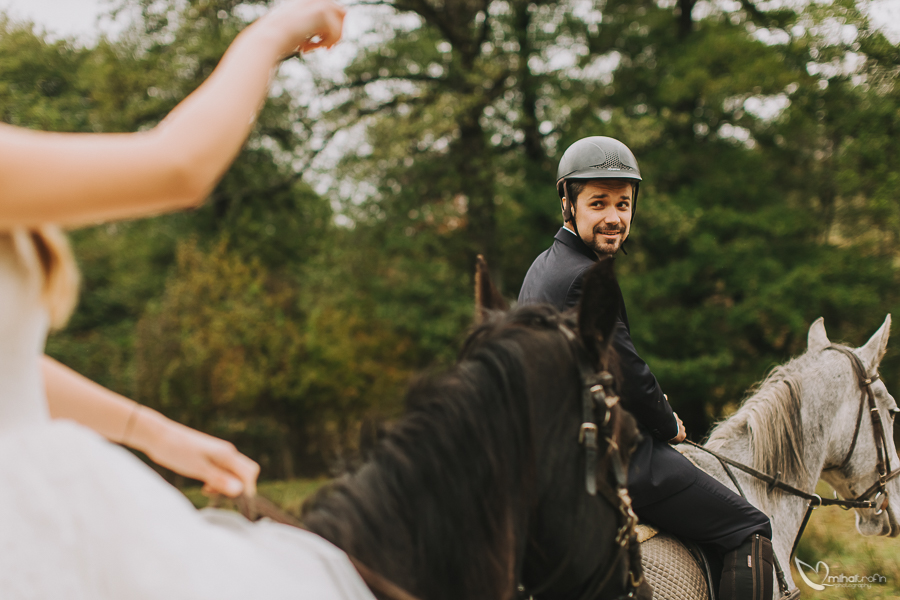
<box><xmin>122</xmin><ymin>403</ymin><xmax>141</xmax><ymax>447</ymax></box>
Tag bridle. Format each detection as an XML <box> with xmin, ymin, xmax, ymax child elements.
<box><xmin>821</xmin><ymin>345</ymin><xmax>900</xmax><ymax>506</ymax></box>
<box><xmin>519</xmin><ymin>320</ymin><xmax>643</xmax><ymax>600</ymax></box>
<box><xmin>686</xmin><ymin>343</ymin><xmax>900</xmax><ymax>599</ymax></box>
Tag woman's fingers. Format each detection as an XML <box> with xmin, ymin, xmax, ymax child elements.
<box><xmin>208</xmin><ymin>442</ymin><xmax>261</xmax><ymax>497</ymax></box>
<box><xmin>197</xmin><ymin>453</ymin><xmax>258</xmax><ymax>498</ymax></box>
<box><xmin>201</xmin><ymin>469</ymin><xmax>245</xmax><ymax>498</ymax></box>
<box><xmin>265</xmin><ymin>0</ymin><xmax>346</xmax><ymax>57</ymax></box>
<box><xmin>319</xmin><ymin>3</ymin><xmax>346</xmax><ymax>46</ymax></box>
<box><xmin>298</xmin><ymin>6</ymin><xmax>345</xmax><ymax>52</ymax></box>
<box><xmin>148</xmin><ymin>421</ymin><xmax>261</xmax><ymax>498</ymax></box>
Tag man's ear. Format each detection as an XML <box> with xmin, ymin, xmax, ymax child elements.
<box><xmin>577</xmin><ymin>257</ymin><xmax>620</xmax><ymax>367</ymax></box>
<box><xmin>561</xmin><ymin>197</ymin><xmax>573</xmax><ymax>223</ymax></box>
<box><xmin>474</xmin><ymin>254</ymin><xmax>508</xmax><ymax>323</ymax></box>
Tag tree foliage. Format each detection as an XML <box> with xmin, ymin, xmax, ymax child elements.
<box><xmin>4</xmin><ymin>0</ymin><xmax>899</xmax><ymax>477</ymax></box>
<box><xmin>312</xmin><ymin>0</ymin><xmax>900</xmax><ymax>433</ymax></box>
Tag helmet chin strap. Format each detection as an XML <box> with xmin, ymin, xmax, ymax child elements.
<box><xmin>564</xmin><ymin>181</ymin><xmax>584</xmax><ymax>242</ymax></box>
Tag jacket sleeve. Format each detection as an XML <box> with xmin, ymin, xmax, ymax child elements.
<box><xmin>565</xmin><ymin>272</ymin><xmax>679</xmax><ymax>442</ymax></box>
<box><xmin>611</xmin><ymin>319</ymin><xmax>679</xmax><ymax>441</ymax></box>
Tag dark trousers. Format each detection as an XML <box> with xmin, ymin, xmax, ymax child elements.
<box><xmin>634</xmin><ymin>468</ymin><xmax>772</xmax><ymax>554</ymax></box>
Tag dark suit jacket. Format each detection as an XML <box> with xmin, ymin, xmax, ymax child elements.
<box><xmin>518</xmin><ymin>228</ymin><xmax>698</xmax><ymax>507</ymax></box>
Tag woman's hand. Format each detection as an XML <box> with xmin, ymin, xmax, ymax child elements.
<box><xmin>43</xmin><ymin>357</ymin><xmax>259</xmax><ymax>498</ymax></box>
<box><xmin>134</xmin><ymin>410</ymin><xmax>261</xmax><ymax>498</ymax></box>
<box><xmin>0</xmin><ymin>0</ymin><xmax>346</xmax><ymax>228</ymax></box>
<box><xmin>254</xmin><ymin>0</ymin><xmax>346</xmax><ymax>58</ymax></box>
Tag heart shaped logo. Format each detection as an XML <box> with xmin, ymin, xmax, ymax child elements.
<box><xmin>795</xmin><ymin>557</ymin><xmax>831</xmax><ymax>591</ymax></box>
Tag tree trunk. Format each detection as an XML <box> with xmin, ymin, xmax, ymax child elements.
<box><xmin>515</xmin><ymin>3</ymin><xmax>544</xmax><ymax>165</ymax></box>
<box><xmin>456</xmin><ymin>107</ymin><xmax>497</xmax><ymax>272</ymax></box>
<box><xmin>677</xmin><ymin>0</ymin><xmax>696</xmax><ymax>38</ymax></box>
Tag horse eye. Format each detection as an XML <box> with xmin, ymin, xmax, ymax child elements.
<box><xmin>889</xmin><ymin>407</ymin><xmax>900</xmax><ymax>418</ymax></box>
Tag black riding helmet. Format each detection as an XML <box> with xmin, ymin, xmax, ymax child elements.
<box><xmin>556</xmin><ymin>136</ymin><xmax>642</xmax><ymax>226</ymax></box>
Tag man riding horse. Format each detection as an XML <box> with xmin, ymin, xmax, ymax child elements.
<box><xmin>519</xmin><ymin>136</ymin><xmax>774</xmax><ymax>600</ymax></box>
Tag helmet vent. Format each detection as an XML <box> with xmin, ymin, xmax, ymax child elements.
<box><xmin>591</xmin><ymin>152</ymin><xmax>633</xmax><ymax>172</ymax></box>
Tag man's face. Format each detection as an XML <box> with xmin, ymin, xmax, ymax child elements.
<box><xmin>567</xmin><ymin>180</ymin><xmax>633</xmax><ymax>256</ymax></box>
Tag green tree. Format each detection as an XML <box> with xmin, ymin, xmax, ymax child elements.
<box><xmin>579</xmin><ymin>0</ymin><xmax>900</xmax><ymax>430</ymax></box>
<box><xmin>310</xmin><ymin>0</ymin><xmax>900</xmax><ymax>435</ymax></box>
<box><xmin>1</xmin><ymin>4</ymin><xmax>396</xmax><ymax>475</ymax></box>
<box><xmin>8</xmin><ymin>0</ymin><xmax>900</xmax><ymax>475</ymax></box>
<box><xmin>135</xmin><ymin>238</ymin><xmax>414</xmax><ymax>478</ymax></box>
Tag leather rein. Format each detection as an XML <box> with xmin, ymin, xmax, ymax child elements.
<box><xmin>684</xmin><ymin>343</ymin><xmax>900</xmax><ymax>599</ymax></box>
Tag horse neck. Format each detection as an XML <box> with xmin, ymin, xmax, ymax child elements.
<box><xmin>301</xmin><ymin>356</ymin><xmax>537</xmax><ymax>600</ymax></box>
<box><xmin>700</xmin><ymin>352</ymin><xmax>851</xmax><ymax>580</ymax></box>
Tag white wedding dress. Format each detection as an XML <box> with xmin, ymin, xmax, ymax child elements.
<box><xmin>0</xmin><ymin>232</ymin><xmax>375</xmax><ymax>600</ymax></box>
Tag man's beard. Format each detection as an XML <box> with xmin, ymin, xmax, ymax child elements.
<box><xmin>586</xmin><ymin>225</ymin><xmax>625</xmax><ymax>256</ymax></box>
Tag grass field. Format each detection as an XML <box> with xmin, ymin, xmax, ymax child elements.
<box><xmin>182</xmin><ymin>478</ymin><xmax>900</xmax><ymax>599</ymax></box>
<box><xmin>792</xmin><ymin>482</ymin><xmax>900</xmax><ymax>599</ymax></box>
<box><xmin>182</xmin><ymin>477</ymin><xmax>329</xmax><ymax>517</ymax></box>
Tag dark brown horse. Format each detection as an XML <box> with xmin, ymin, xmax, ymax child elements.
<box><xmin>300</xmin><ymin>258</ymin><xmax>649</xmax><ymax>600</ymax></box>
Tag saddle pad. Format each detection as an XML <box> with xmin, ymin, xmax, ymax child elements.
<box><xmin>640</xmin><ymin>533</ymin><xmax>710</xmax><ymax>600</ymax></box>
<box><xmin>635</xmin><ymin>524</ymin><xmax>658</xmax><ymax>543</ymax></box>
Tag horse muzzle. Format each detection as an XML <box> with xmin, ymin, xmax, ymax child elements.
<box><xmin>856</xmin><ymin>492</ymin><xmax>896</xmax><ymax>536</ymax></box>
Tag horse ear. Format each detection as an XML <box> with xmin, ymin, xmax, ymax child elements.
<box><xmin>807</xmin><ymin>317</ymin><xmax>830</xmax><ymax>353</ymax></box>
<box><xmin>858</xmin><ymin>314</ymin><xmax>891</xmax><ymax>370</ymax></box>
<box><xmin>577</xmin><ymin>258</ymin><xmax>621</xmax><ymax>364</ymax></box>
<box><xmin>475</xmin><ymin>254</ymin><xmax>508</xmax><ymax>323</ymax></box>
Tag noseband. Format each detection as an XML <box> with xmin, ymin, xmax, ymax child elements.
<box><xmin>520</xmin><ymin>320</ymin><xmax>642</xmax><ymax>600</ymax></box>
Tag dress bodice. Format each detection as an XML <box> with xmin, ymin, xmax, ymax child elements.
<box><xmin>0</xmin><ymin>232</ymin><xmax>50</xmax><ymax>429</ymax></box>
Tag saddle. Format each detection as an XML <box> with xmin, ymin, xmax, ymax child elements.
<box><xmin>638</xmin><ymin>525</ymin><xmax>799</xmax><ymax>600</ymax></box>
<box><xmin>637</xmin><ymin>525</ymin><xmax>715</xmax><ymax>600</ymax></box>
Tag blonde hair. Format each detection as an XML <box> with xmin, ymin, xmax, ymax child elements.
<box><xmin>10</xmin><ymin>226</ymin><xmax>80</xmax><ymax>329</ymax></box>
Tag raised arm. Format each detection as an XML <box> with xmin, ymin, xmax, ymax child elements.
<box><xmin>0</xmin><ymin>0</ymin><xmax>344</xmax><ymax>228</ymax></box>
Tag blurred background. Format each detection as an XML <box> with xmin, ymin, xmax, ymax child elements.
<box><xmin>4</xmin><ymin>2</ymin><xmax>900</xmax><ymax>596</ymax></box>
<box><xmin>1</xmin><ymin>0</ymin><xmax>899</xmax><ymax>484</ymax></box>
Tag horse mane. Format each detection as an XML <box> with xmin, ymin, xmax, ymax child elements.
<box><xmin>301</xmin><ymin>304</ymin><xmax>580</xmax><ymax>600</ymax></box>
<box><xmin>706</xmin><ymin>357</ymin><xmax>807</xmax><ymax>493</ymax></box>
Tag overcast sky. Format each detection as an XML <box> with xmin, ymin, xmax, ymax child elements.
<box><xmin>1</xmin><ymin>0</ymin><xmax>899</xmax><ymax>44</ymax></box>
<box><xmin>0</xmin><ymin>0</ymin><xmax>126</xmax><ymax>42</ymax></box>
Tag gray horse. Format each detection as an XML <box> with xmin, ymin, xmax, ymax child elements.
<box><xmin>640</xmin><ymin>315</ymin><xmax>900</xmax><ymax>600</ymax></box>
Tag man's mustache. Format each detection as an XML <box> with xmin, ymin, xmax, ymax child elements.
<box><xmin>594</xmin><ymin>225</ymin><xmax>625</xmax><ymax>235</ymax></box>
